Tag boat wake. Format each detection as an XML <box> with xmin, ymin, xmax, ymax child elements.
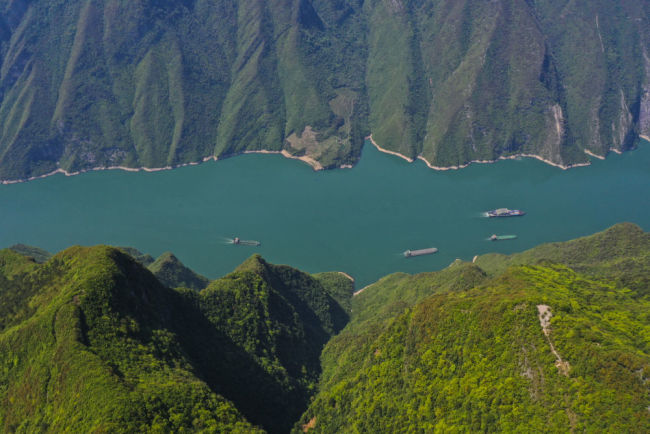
<box><xmin>227</xmin><ymin>236</ymin><xmax>262</xmax><ymax>247</ymax></box>
<box><xmin>486</xmin><ymin>234</ymin><xmax>518</xmax><ymax>241</ymax></box>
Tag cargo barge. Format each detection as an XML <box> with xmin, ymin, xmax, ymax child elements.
<box><xmin>232</xmin><ymin>237</ymin><xmax>261</xmax><ymax>246</ymax></box>
<box><xmin>404</xmin><ymin>247</ymin><xmax>438</xmax><ymax>258</ymax></box>
<box><xmin>486</xmin><ymin>208</ymin><xmax>525</xmax><ymax>218</ymax></box>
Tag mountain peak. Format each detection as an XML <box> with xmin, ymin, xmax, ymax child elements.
<box><xmin>148</xmin><ymin>251</ymin><xmax>210</xmax><ymax>290</ymax></box>
<box><xmin>233</xmin><ymin>253</ymin><xmax>268</xmax><ymax>274</ymax></box>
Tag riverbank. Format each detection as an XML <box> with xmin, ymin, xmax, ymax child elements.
<box><xmin>419</xmin><ymin>153</ymin><xmax>590</xmax><ymax>171</ymax></box>
<box><xmin>1</xmin><ymin>148</ymin><xmax>328</xmax><ymax>185</ymax></box>
<box><xmin>367</xmin><ymin>134</ymin><xmax>591</xmax><ymax>170</ymax></box>
<box><xmin>245</xmin><ymin>149</ymin><xmax>331</xmax><ymax>171</ymax></box>
<box><xmin>2</xmin><ymin>133</ymin><xmax>648</xmax><ymax>289</ymax></box>
<box><xmin>3</xmin><ymin>134</ymin><xmax>647</xmax><ymax>185</ymax></box>
<box><xmin>353</xmin><ymin>284</ymin><xmax>371</xmax><ymax>296</ymax></box>
<box><xmin>366</xmin><ymin>134</ymin><xmax>414</xmax><ymax>162</ymax></box>
<box><xmin>338</xmin><ymin>271</ymin><xmax>355</xmax><ymax>282</ymax></box>
<box><xmin>583</xmin><ymin>149</ymin><xmax>605</xmax><ymax>160</ymax></box>
<box><xmin>0</xmin><ymin>162</ymin><xmax>199</xmax><ymax>185</ymax></box>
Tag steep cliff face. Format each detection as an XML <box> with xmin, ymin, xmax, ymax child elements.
<box><xmin>0</xmin><ymin>0</ymin><xmax>368</xmax><ymax>180</ymax></box>
<box><xmin>640</xmin><ymin>49</ymin><xmax>650</xmax><ymax>139</ymax></box>
<box><xmin>0</xmin><ymin>0</ymin><xmax>647</xmax><ymax>181</ymax></box>
<box><xmin>365</xmin><ymin>0</ymin><xmax>649</xmax><ymax>167</ymax></box>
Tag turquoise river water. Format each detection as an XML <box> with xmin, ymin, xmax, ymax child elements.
<box><xmin>2</xmin><ymin>140</ymin><xmax>649</xmax><ymax>288</ymax></box>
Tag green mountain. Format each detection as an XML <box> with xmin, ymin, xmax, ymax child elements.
<box><xmin>1</xmin><ymin>224</ymin><xmax>648</xmax><ymax>432</ymax></box>
<box><xmin>147</xmin><ymin>251</ymin><xmax>210</xmax><ymax>290</ymax></box>
<box><xmin>0</xmin><ymin>246</ymin><xmax>352</xmax><ymax>432</ymax></box>
<box><xmin>297</xmin><ymin>223</ymin><xmax>650</xmax><ymax>432</ymax></box>
<box><xmin>8</xmin><ymin>243</ymin><xmax>52</xmax><ymax>263</ymax></box>
<box><xmin>117</xmin><ymin>246</ymin><xmax>155</xmax><ymax>267</ymax></box>
<box><xmin>0</xmin><ymin>0</ymin><xmax>648</xmax><ymax>181</ymax></box>
<box><xmin>474</xmin><ymin>221</ymin><xmax>650</xmax><ymax>293</ymax></box>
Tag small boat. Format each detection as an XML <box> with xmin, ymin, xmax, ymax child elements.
<box><xmin>486</xmin><ymin>208</ymin><xmax>525</xmax><ymax>218</ymax></box>
<box><xmin>490</xmin><ymin>234</ymin><xmax>517</xmax><ymax>241</ymax></box>
<box><xmin>232</xmin><ymin>237</ymin><xmax>261</xmax><ymax>246</ymax></box>
<box><xmin>404</xmin><ymin>247</ymin><xmax>438</xmax><ymax>258</ymax></box>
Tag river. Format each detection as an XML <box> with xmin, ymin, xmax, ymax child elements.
<box><xmin>2</xmin><ymin>140</ymin><xmax>648</xmax><ymax>288</ymax></box>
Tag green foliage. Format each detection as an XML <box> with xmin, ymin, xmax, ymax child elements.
<box><xmin>299</xmin><ymin>264</ymin><xmax>650</xmax><ymax>432</ymax></box>
<box><xmin>312</xmin><ymin>271</ymin><xmax>355</xmax><ymax>313</ymax></box>
<box><xmin>0</xmin><ymin>247</ymin><xmax>351</xmax><ymax>433</ymax></box>
<box><xmin>196</xmin><ymin>255</ymin><xmax>350</xmax><ymax>429</ymax></box>
<box><xmin>147</xmin><ymin>251</ymin><xmax>209</xmax><ymax>290</ymax></box>
<box><xmin>0</xmin><ymin>0</ymin><xmax>648</xmax><ymax>180</ymax></box>
<box><xmin>0</xmin><ymin>249</ymin><xmax>41</xmax><ymax>331</ymax></box>
<box><xmin>117</xmin><ymin>246</ymin><xmax>155</xmax><ymax>267</ymax></box>
<box><xmin>296</xmin><ymin>224</ymin><xmax>650</xmax><ymax>432</ymax></box>
<box><xmin>351</xmin><ymin>262</ymin><xmax>488</xmax><ymax>328</ymax></box>
<box><xmin>8</xmin><ymin>244</ymin><xmax>52</xmax><ymax>263</ymax></box>
<box><xmin>0</xmin><ymin>246</ymin><xmax>260</xmax><ymax>432</ymax></box>
<box><xmin>475</xmin><ymin>222</ymin><xmax>650</xmax><ymax>294</ymax></box>
<box><xmin>1</xmin><ymin>224</ymin><xmax>648</xmax><ymax>432</ymax></box>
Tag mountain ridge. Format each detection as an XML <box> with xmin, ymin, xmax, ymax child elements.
<box><xmin>297</xmin><ymin>222</ymin><xmax>650</xmax><ymax>432</ymax></box>
<box><xmin>0</xmin><ymin>0</ymin><xmax>648</xmax><ymax>181</ymax></box>
<box><xmin>0</xmin><ymin>223</ymin><xmax>648</xmax><ymax>432</ymax></box>
<box><xmin>0</xmin><ymin>245</ymin><xmax>353</xmax><ymax>432</ymax></box>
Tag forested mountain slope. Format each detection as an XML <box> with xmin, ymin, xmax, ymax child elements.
<box><xmin>10</xmin><ymin>244</ymin><xmax>211</xmax><ymax>290</ymax></box>
<box><xmin>297</xmin><ymin>223</ymin><xmax>650</xmax><ymax>432</ymax></box>
<box><xmin>148</xmin><ymin>251</ymin><xmax>210</xmax><ymax>290</ymax></box>
<box><xmin>0</xmin><ymin>0</ymin><xmax>648</xmax><ymax>181</ymax></box>
<box><xmin>0</xmin><ymin>224</ymin><xmax>648</xmax><ymax>432</ymax></box>
<box><xmin>0</xmin><ymin>247</ymin><xmax>352</xmax><ymax>432</ymax></box>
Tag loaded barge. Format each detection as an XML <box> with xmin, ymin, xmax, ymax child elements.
<box><xmin>486</xmin><ymin>208</ymin><xmax>525</xmax><ymax>218</ymax></box>
<box><xmin>232</xmin><ymin>237</ymin><xmax>261</xmax><ymax>246</ymax></box>
<box><xmin>404</xmin><ymin>247</ymin><xmax>438</xmax><ymax>258</ymax></box>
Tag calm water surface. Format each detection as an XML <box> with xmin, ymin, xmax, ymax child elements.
<box><xmin>2</xmin><ymin>141</ymin><xmax>649</xmax><ymax>288</ymax></box>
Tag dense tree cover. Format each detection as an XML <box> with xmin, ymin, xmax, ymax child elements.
<box><xmin>0</xmin><ymin>246</ymin><xmax>258</xmax><ymax>432</ymax></box>
<box><xmin>0</xmin><ymin>247</ymin><xmax>350</xmax><ymax>433</ymax></box>
<box><xmin>8</xmin><ymin>244</ymin><xmax>52</xmax><ymax>263</ymax></box>
<box><xmin>187</xmin><ymin>255</ymin><xmax>351</xmax><ymax>432</ymax></box>
<box><xmin>475</xmin><ymin>222</ymin><xmax>650</xmax><ymax>294</ymax></box>
<box><xmin>148</xmin><ymin>251</ymin><xmax>210</xmax><ymax>290</ymax></box>
<box><xmin>0</xmin><ymin>0</ymin><xmax>648</xmax><ymax>181</ymax></box>
<box><xmin>312</xmin><ymin>271</ymin><xmax>356</xmax><ymax>313</ymax></box>
<box><xmin>117</xmin><ymin>247</ymin><xmax>155</xmax><ymax>267</ymax></box>
<box><xmin>298</xmin><ymin>224</ymin><xmax>650</xmax><ymax>432</ymax></box>
<box><xmin>299</xmin><ymin>265</ymin><xmax>650</xmax><ymax>432</ymax></box>
<box><xmin>0</xmin><ymin>249</ymin><xmax>41</xmax><ymax>331</ymax></box>
<box><xmin>0</xmin><ymin>223</ymin><xmax>647</xmax><ymax>432</ymax></box>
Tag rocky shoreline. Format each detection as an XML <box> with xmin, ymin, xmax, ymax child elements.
<box><xmin>368</xmin><ymin>134</ymin><xmax>592</xmax><ymax>171</ymax></box>
<box><xmin>2</xmin><ymin>135</ymin><xmax>647</xmax><ymax>185</ymax></box>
